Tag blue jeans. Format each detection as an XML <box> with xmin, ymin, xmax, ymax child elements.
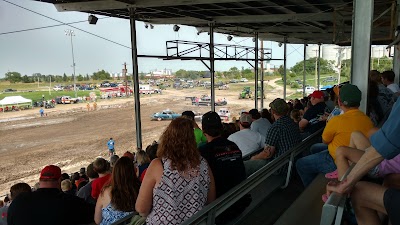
<box><xmin>296</xmin><ymin>150</ymin><xmax>337</xmax><ymax>187</ymax></box>
<box><xmin>309</xmin><ymin>143</ymin><xmax>328</xmax><ymax>155</ymax></box>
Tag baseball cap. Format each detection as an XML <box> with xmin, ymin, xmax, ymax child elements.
<box><xmin>309</xmin><ymin>90</ymin><xmax>325</xmax><ymax>99</ymax></box>
<box><xmin>202</xmin><ymin>111</ymin><xmax>223</xmax><ymax>130</ymax></box>
<box><xmin>269</xmin><ymin>98</ymin><xmax>289</xmax><ymax>115</ymax></box>
<box><xmin>240</xmin><ymin>112</ymin><xmax>252</xmax><ymax>124</ymax></box>
<box><xmin>40</xmin><ymin>165</ymin><xmax>62</xmax><ymax>180</ymax></box>
<box><xmin>339</xmin><ymin>84</ymin><xmax>362</xmax><ymax>107</ymax></box>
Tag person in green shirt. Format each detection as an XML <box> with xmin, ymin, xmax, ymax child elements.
<box><xmin>182</xmin><ymin>111</ymin><xmax>207</xmax><ymax>147</ymax></box>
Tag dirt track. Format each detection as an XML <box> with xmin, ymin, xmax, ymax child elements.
<box><xmin>0</xmin><ymin>81</ymin><xmax>287</xmax><ymax>196</ymax></box>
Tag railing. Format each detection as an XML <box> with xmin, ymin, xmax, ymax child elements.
<box><xmin>182</xmin><ymin>128</ymin><xmax>323</xmax><ymax>225</ymax></box>
<box><xmin>320</xmin><ymin>164</ymin><xmax>355</xmax><ymax>225</ymax></box>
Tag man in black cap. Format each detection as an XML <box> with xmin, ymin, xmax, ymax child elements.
<box><xmin>199</xmin><ymin>111</ymin><xmax>250</xmax><ymax>224</ymax></box>
<box><xmin>7</xmin><ymin>165</ymin><xmax>94</xmax><ymax>225</ymax></box>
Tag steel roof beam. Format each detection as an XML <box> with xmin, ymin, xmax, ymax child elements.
<box><xmin>213</xmin><ymin>12</ymin><xmax>336</xmax><ymax>23</ymax></box>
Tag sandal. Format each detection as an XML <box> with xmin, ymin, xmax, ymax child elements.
<box><xmin>325</xmin><ymin>170</ymin><xmax>338</xmax><ymax>179</ymax></box>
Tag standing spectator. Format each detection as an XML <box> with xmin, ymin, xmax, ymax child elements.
<box><xmin>381</xmin><ymin>70</ymin><xmax>400</xmax><ymax>93</ymax></box>
<box><xmin>200</xmin><ymin>111</ymin><xmax>250</xmax><ymax>224</ymax></box>
<box><xmin>0</xmin><ymin>183</ymin><xmax>31</xmax><ymax>225</ymax></box>
<box><xmin>39</xmin><ymin>108</ymin><xmax>44</xmax><ymax>117</ymax></box>
<box><xmin>135</xmin><ymin>118</ymin><xmax>216</xmax><ymax>225</ymax></box>
<box><xmin>244</xmin><ymin>98</ymin><xmax>301</xmax><ymax>176</ymax></box>
<box><xmin>109</xmin><ymin>155</ymin><xmax>119</xmax><ymax>170</ymax></box>
<box><xmin>107</xmin><ymin>138</ymin><xmax>115</xmax><ymax>156</ymax></box>
<box><xmin>94</xmin><ymin>157</ymin><xmax>140</xmax><ymax>225</ymax></box>
<box><xmin>249</xmin><ymin>109</ymin><xmax>272</xmax><ymax>139</ymax></box>
<box><xmin>77</xmin><ymin>163</ymin><xmax>99</xmax><ymax>205</ymax></box>
<box><xmin>93</xmin><ymin>101</ymin><xmax>98</xmax><ymax>111</ymax></box>
<box><xmin>91</xmin><ymin>158</ymin><xmax>111</xmax><ymax>200</ymax></box>
<box><xmin>7</xmin><ymin>165</ymin><xmax>94</xmax><ymax>225</ymax></box>
<box><xmin>61</xmin><ymin>180</ymin><xmax>75</xmax><ymax>195</ymax></box>
<box><xmin>296</xmin><ymin>84</ymin><xmax>373</xmax><ymax>187</ymax></box>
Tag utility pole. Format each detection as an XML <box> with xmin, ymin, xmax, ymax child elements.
<box><xmin>122</xmin><ymin>62</ymin><xmax>128</xmax><ymax>96</ymax></box>
<box><xmin>49</xmin><ymin>75</ymin><xmax>52</xmax><ymax>96</ymax></box>
<box><xmin>65</xmin><ymin>29</ymin><xmax>77</xmax><ymax>98</ymax></box>
<box><xmin>37</xmin><ymin>75</ymin><xmax>40</xmax><ymax>88</ymax></box>
<box><xmin>260</xmin><ymin>40</ymin><xmax>265</xmax><ymax>109</ymax></box>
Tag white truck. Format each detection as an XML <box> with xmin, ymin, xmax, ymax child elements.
<box><xmin>139</xmin><ymin>85</ymin><xmax>160</xmax><ymax>94</ymax></box>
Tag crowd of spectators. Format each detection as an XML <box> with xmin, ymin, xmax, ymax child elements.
<box><xmin>1</xmin><ymin>70</ymin><xmax>399</xmax><ymax>225</ymax></box>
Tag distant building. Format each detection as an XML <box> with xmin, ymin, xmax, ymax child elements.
<box><xmin>145</xmin><ymin>69</ymin><xmax>174</xmax><ymax>79</ymax></box>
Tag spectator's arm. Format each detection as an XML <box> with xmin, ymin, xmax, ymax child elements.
<box><xmin>94</xmin><ymin>191</ymin><xmax>105</xmax><ymax>224</ymax></box>
<box><xmin>206</xmin><ymin>165</ymin><xmax>216</xmax><ymax>204</ymax></box>
<box><xmin>135</xmin><ymin>159</ymin><xmax>161</xmax><ymax>217</ymax></box>
<box><xmin>321</xmin><ymin>116</ymin><xmax>337</xmax><ymax>144</ymax></box>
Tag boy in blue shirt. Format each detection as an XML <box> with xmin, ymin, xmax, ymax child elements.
<box><xmin>107</xmin><ymin>138</ymin><xmax>115</xmax><ymax>156</ymax></box>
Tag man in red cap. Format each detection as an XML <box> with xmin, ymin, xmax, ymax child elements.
<box><xmin>299</xmin><ymin>90</ymin><xmax>327</xmax><ymax>136</ymax></box>
<box><xmin>7</xmin><ymin>165</ymin><xmax>94</xmax><ymax>225</ymax></box>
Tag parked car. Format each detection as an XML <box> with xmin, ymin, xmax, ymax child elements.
<box><xmin>151</xmin><ymin>110</ymin><xmax>181</xmax><ymax>121</ymax></box>
<box><xmin>3</xmin><ymin>89</ymin><xmax>17</xmax><ymax>92</ymax></box>
<box><xmin>323</xmin><ymin>76</ymin><xmax>338</xmax><ymax>82</ymax></box>
<box><xmin>229</xmin><ymin>79</ymin><xmax>239</xmax><ymax>83</ymax></box>
<box><xmin>240</xmin><ymin>78</ymin><xmax>249</xmax><ymax>82</ymax></box>
<box><xmin>53</xmin><ymin>86</ymin><xmax>63</xmax><ymax>91</ymax></box>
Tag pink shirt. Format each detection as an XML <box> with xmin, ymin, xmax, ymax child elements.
<box><xmin>378</xmin><ymin>154</ymin><xmax>400</xmax><ymax>177</ymax></box>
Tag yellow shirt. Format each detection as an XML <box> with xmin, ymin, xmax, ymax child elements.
<box><xmin>322</xmin><ymin>109</ymin><xmax>373</xmax><ymax>160</ymax></box>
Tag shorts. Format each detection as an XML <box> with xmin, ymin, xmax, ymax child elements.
<box><xmin>108</xmin><ymin>149</ymin><xmax>115</xmax><ymax>154</ymax></box>
<box><xmin>384</xmin><ymin>188</ymin><xmax>400</xmax><ymax>225</ymax></box>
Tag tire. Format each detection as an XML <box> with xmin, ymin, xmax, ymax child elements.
<box><xmin>157</xmin><ymin>117</ymin><xmax>162</xmax><ymax>121</ymax></box>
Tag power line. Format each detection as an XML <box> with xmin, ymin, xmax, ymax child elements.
<box><xmin>2</xmin><ymin>0</ymin><xmax>131</xmax><ymax>49</ymax></box>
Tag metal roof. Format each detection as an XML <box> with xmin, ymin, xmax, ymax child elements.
<box><xmin>35</xmin><ymin>0</ymin><xmax>395</xmax><ymax>45</ymax></box>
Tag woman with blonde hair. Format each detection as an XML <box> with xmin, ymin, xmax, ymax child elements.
<box><xmin>136</xmin><ymin>117</ymin><xmax>216</xmax><ymax>225</ymax></box>
<box><xmin>94</xmin><ymin>156</ymin><xmax>141</xmax><ymax>225</ymax></box>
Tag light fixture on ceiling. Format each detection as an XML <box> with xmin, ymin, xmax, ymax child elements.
<box><xmin>278</xmin><ymin>42</ymin><xmax>283</xmax><ymax>47</ymax></box>
<box><xmin>88</xmin><ymin>15</ymin><xmax>98</xmax><ymax>25</ymax></box>
<box><xmin>173</xmin><ymin>25</ymin><xmax>180</xmax><ymax>32</ymax></box>
<box><xmin>150</xmin><ymin>24</ymin><xmax>154</xmax><ymax>29</ymax></box>
<box><xmin>252</xmin><ymin>37</ymin><xmax>256</xmax><ymax>42</ymax></box>
<box><xmin>227</xmin><ymin>35</ymin><xmax>233</xmax><ymax>41</ymax></box>
<box><xmin>144</xmin><ymin>23</ymin><xmax>149</xmax><ymax>29</ymax></box>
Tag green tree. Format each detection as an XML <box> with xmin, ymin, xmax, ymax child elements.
<box><xmin>5</xmin><ymin>72</ymin><xmax>22</xmax><ymax>83</ymax></box>
<box><xmin>291</xmin><ymin>57</ymin><xmax>335</xmax><ymax>75</ymax></box>
<box><xmin>175</xmin><ymin>69</ymin><xmax>187</xmax><ymax>78</ymax></box>
<box><xmin>92</xmin><ymin>70</ymin><xmax>111</xmax><ymax>80</ymax></box>
<box><xmin>21</xmin><ymin>75</ymin><xmax>31</xmax><ymax>83</ymax></box>
<box><xmin>225</xmin><ymin>67</ymin><xmax>241</xmax><ymax>79</ymax></box>
<box><xmin>241</xmin><ymin>68</ymin><xmax>254</xmax><ymax>79</ymax></box>
<box><xmin>77</xmin><ymin>74</ymin><xmax>84</xmax><ymax>81</ymax></box>
<box><xmin>371</xmin><ymin>56</ymin><xmax>393</xmax><ymax>72</ymax></box>
<box><xmin>63</xmin><ymin>73</ymin><xmax>68</xmax><ymax>82</ymax></box>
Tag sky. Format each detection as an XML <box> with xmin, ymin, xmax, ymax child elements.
<box><xmin>0</xmin><ymin>0</ymin><xmax>305</xmax><ymax>78</ymax></box>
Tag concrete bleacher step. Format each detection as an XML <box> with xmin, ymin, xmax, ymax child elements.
<box><xmin>223</xmin><ymin>175</ymin><xmax>286</xmax><ymax>225</ymax></box>
<box><xmin>274</xmin><ymin>174</ymin><xmax>328</xmax><ymax>225</ymax></box>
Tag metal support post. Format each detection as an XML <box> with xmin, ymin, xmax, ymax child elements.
<box><xmin>254</xmin><ymin>32</ymin><xmax>259</xmax><ymax>109</ymax></box>
<box><xmin>317</xmin><ymin>43</ymin><xmax>321</xmax><ymax>90</ymax></box>
<box><xmin>261</xmin><ymin>40</ymin><xmax>265</xmax><ymax>109</ymax></box>
<box><xmin>283</xmin><ymin>37</ymin><xmax>287</xmax><ymax>100</ymax></box>
<box><xmin>393</xmin><ymin>0</ymin><xmax>400</xmax><ymax>85</ymax></box>
<box><xmin>129</xmin><ymin>8</ymin><xmax>142</xmax><ymax>149</ymax></box>
<box><xmin>210</xmin><ymin>23</ymin><xmax>216</xmax><ymax>112</ymax></box>
<box><xmin>303</xmin><ymin>43</ymin><xmax>307</xmax><ymax>96</ymax></box>
<box><xmin>350</xmin><ymin>0</ymin><xmax>374</xmax><ymax>113</ymax></box>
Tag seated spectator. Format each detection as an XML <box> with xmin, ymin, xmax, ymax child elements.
<box><xmin>244</xmin><ymin>98</ymin><xmax>301</xmax><ymax>176</ymax></box>
<box><xmin>91</xmin><ymin>158</ymin><xmax>111</xmax><ymax>200</ymax></box>
<box><xmin>122</xmin><ymin>151</ymin><xmax>135</xmax><ymax>162</ymax></box>
<box><xmin>199</xmin><ymin>111</ymin><xmax>250</xmax><ymax>224</ymax></box>
<box><xmin>293</xmin><ymin>98</ymin><xmax>304</xmax><ymax>111</ymax></box>
<box><xmin>228</xmin><ymin>113</ymin><xmax>265</xmax><ymax>157</ymax></box>
<box><xmin>381</xmin><ymin>70</ymin><xmax>400</xmax><ymax>93</ymax></box>
<box><xmin>77</xmin><ymin>163</ymin><xmax>99</xmax><ymax>205</ymax></box>
<box><xmin>290</xmin><ymin>109</ymin><xmax>301</xmax><ymax>124</ymax></box>
<box><xmin>94</xmin><ymin>157</ymin><xmax>140</xmax><ymax>225</ymax></box>
<box><xmin>109</xmin><ymin>155</ymin><xmax>120</xmax><ymax>170</ymax></box>
<box><xmin>299</xmin><ymin>91</ymin><xmax>326</xmax><ymax>136</ymax></box>
<box><xmin>3</xmin><ymin>197</ymin><xmax>9</xmax><ymax>207</ymax></box>
<box><xmin>136</xmin><ymin>150</ymin><xmax>151</xmax><ymax>182</ymax></box>
<box><xmin>145</xmin><ymin>141</ymin><xmax>158</xmax><ymax>161</ymax></box>
<box><xmin>182</xmin><ymin>110</ymin><xmax>207</xmax><ymax>147</ymax></box>
<box><xmin>296</xmin><ymin>84</ymin><xmax>373</xmax><ymax>187</ymax></box>
<box><xmin>249</xmin><ymin>109</ymin><xmax>272</xmax><ymax>139</ymax></box>
<box><xmin>326</xmin><ymin>97</ymin><xmax>400</xmax><ymax>225</ymax></box>
<box><xmin>77</xmin><ymin>180</ymin><xmax>88</xmax><ymax>192</ymax></box>
<box><xmin>7</xmin><ymin>165</ymin><xmax>94</xmax><ymax>225</ymax></box>
<box><xmin>61</xmin><ymin>173</ymin><xmax>70</xmax><ymax>181</ymax></box>
<box><xmin>135</xmin><ymin>117</ymin><xmax>216</xmax><ymax>225</ymax></box>
<box><xmin>0</xmin><ymin>183</ymin><xmax>31</xmax><ymax>225</ymax></box>
<box><xmin>61</xmin><ymin>179</ymin><xmax>75</xmax><ymax>195</ymax></box>
<box><xmin>221</xmin><ymin>122</ymin><xmax>238</xmax><ymax>139</ymax></box>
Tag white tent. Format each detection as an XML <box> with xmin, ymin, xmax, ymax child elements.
<box><xmin>0</xmin><ymin>96</ymin><xmax>32</xmax><ymax>112</ymax></box>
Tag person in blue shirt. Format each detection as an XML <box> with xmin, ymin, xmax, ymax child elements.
<box><xmin>107</xmin><ymin>138</ymin><xmax>115</xmax><ymax>156</ymax></box>
<box><xmin>39</xmin><ymin>108</ymin><xmax>44</xmax><ymax>117</ymax></box>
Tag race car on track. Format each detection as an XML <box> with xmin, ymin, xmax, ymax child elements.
<box><xmin>151</xmin><ymin>110</ymin><xmax>181</xmax><ymax>121</ymax></box>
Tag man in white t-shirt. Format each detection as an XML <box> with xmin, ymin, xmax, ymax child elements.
<box><xmin>228</xmin><ymin>113</ymin><xmax>265</xmax><ymax>158</ymax></box>
<box><xmin>381</xmin><ymin>70</ymin><xmax>400</xmax><ymax>93</ymax></box>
